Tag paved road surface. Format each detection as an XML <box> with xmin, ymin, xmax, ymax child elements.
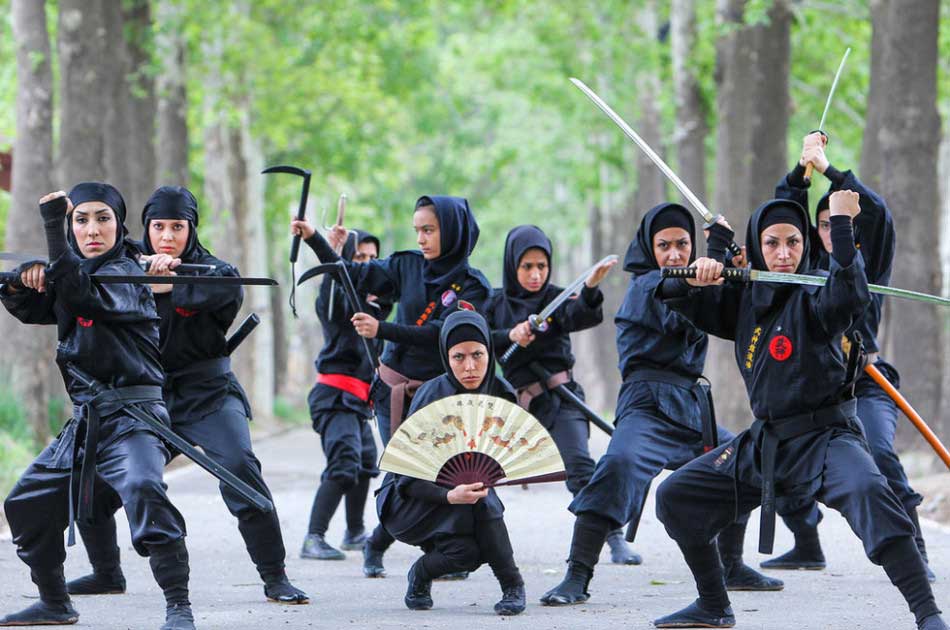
<box><xmin>1</xmin><ymin>426</ymin><xmax>946</xmax><ymax>629</ymax></box>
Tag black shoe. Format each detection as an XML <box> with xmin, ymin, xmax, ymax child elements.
<box><xmin>0</xmin><ymin>600</ymin><xmax>79</xmax><ymax>626</ymax></box>
<box><xmin>758</xmin><ymin>545</ymin><xmax>826</xmax><ymax>570</ymax></box>
<box><xmin>606</xmin><ymin>529</ymin><xmax>642</xmax><ymax>565</ymax></box>
<box><xmin>919</xmin><ymin>614</ymin><xmax>948</xmax><ymax>630</ymax></box>
<box><xmin>653</xmin><ymin>599</ymin><xmax>736</xmax><ymax>628</ymax></box>
<box><xmin>925</xmin><ymin>563</ymin><xmax>937</xmax><ymax>583</ymax></box>
<box><xmin>340</xmin><ymin>528</ymin><xmax>368</xmax><ymax>551</ymax></box>
<box><xmin>300</xmin><ymin>534</ymin><xmax>345</xmax><ymax>561</ymax></box>
<box><xmin>66</xmin><ymin>569</ymin><xmax>126</xmax><ymax>595</ymax></box>
<box><xmin>362</xmin><ymin>542</ymin><xmax>386</xmax><ymax>578</ymax></box>
<box><xmin>723</xmin><ymin>561</ymin><xmax>784</xmax><ymax>591</ymax></box>
<box><xmin>263</xmin><ymin>574</ymin><xmax>310</xmax><ymax>605</ymax></box>
<box><xmin>433</xmin><ymin>571</ymin><xmax>468</xmax><ymax>581</ymax></box>
<box><xmin>404</xmin><ymin>562</ymin><xmax>433</xmax><ymax>611</ymax></box>
<box><xmin>540</xmin><ymin>562</ymin><xmax>592</xmax><ymax>606</ymax></box>
<box><xmin>494</xmin><ymin>584</ymin><xmax>526</xmax><ymax>616</ymax></box>
<box><xmin>161</xmin><ymin>603</ymin><xmax>195</xmax><ymax>630</ymax></box>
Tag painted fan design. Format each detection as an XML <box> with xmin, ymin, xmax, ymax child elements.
<box><xmin>380</xmin><ymin>394</ymin><xmax>566</xmax><ymax>487</ymax></box>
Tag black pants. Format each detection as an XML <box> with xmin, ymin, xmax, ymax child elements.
<box><xmin>4</xmin><ymin>428</ymin><xmax>185</xmax><ymax>573</ymax></box>
<box><xmin>656</xmin><ymin>428</ymin><xmax>915</xmax><ymax>563</ymax></box>
<box><xmin>80</xmin><ymin>396</ymin><xmax>286</xmax><ymax>575</ymax></box>
<box><xmin>319</xmin><ymin>411</ymin><xmax>378</xmax><ymax>488</ymax></box>
<box><xmin>540</xmin><ymin>403</ymin><xmax>595</xmax><ymax>497</ymax></box>
<box><xmin>569</xmin><ymin>406</ymin><xmax>737</xmax><ymax>536</ymax></box>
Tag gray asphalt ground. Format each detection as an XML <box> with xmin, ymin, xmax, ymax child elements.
<box><xmin>1</xmin><ymin>425</ymin><xmax>947</xmax><ymax>629</ymax></box>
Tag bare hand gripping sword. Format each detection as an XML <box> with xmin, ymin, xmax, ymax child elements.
<box><xmin>570</xmin><ymin>77</ymin><xmax>743</xmax><ymax>258</ymax></box>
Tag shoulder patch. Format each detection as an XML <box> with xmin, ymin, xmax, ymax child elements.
<box><xmin>458</xmin><ymin>300</ymin><xmax>476</xmax><ymax>312</ymax></box>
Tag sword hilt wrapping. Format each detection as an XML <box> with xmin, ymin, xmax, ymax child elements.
<box><xmin>140</xmin><ymin>260</ymin><xmax>217</xmax><ymax>274</ymax></box>
<box><xmin>499</xmin><ymin>341</ymin><xmax>519</xmax><ymax>365</ymax></box>
<box><xmin>661</xmin><ymin>266</ymin><xmax>750</xmax><ymax>282</ymax></box>
<box><xmin>0</xmin><ymin>271</ymin><xmax>23</xmax><ymax>288</ymax></box>
<box><xmin>802</xmin><ymin>129</ymin><xmax>829</xmax><ymax>186</ymax></box>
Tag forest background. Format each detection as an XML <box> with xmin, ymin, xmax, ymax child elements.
<box><xmin>1</xmin><ymin>0</ymin><xmax>949</xmax><ymax>499</ymax></box>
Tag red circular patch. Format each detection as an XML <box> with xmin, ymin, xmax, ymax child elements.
<box><xmin>769</xmin><ymin>335</ymin><xmax>793</xmax><ymax>361</ymax></box>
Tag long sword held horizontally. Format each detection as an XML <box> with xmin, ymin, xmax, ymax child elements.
<box><xmin>661</xmin><ymin>267</ymin><xmax>950</xmax><ymax>307</ymax></box>
<box><xmin>498</xmin><ymin>255</ymin><xmax>618</xmax><ymax>364</ymax></box>
<box><xmin>803</xmin><ymin>47</ymin><xmax>851</xmax><ymax>185</ymax></box>
<box><xmin>570</xmin><ymin>77</ymin><xmax>743</xmax><ymax>258</ymax></box>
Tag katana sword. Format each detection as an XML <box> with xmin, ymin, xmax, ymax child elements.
<box><xmin>2</xmin><ymin>253</ymin><xmax>217</xmax><ymax>275</ymax></box>
<box><xmin>804</xmin><ymin>47</ymin><xmax>851</xmax><ymax>185</ymax></box>
<box><xmin>661</xmin><ymin>266</ymin><xmax>950</xmax><ymax>307</ymax></box>
<box><xmin>0</xmin><ymin>271</ymin><xmax>277</xmax><ymax>286</ymax></box>
<box><xmin>570</xmin><ymin>77</ymin><xmax>743</xmax><ymax>258</ymax></box>
<box><xmin>65</xmin><ymin>363</ymin><xmax>274</xmax><ymax>513</ymax></box>
<box><xmin>226</xmin><ymin>313</ymin><xmax>260</xmax><ymax>356</ymax></box>
<box><xmin>499</xmin><ymin>255</ymin><xmax>618</xmax><ymax>364</ymax></box>
<box><xmin>527</xmin><ymin>362</ymin><xmax>613</xmax><ymax>437</ymax></box>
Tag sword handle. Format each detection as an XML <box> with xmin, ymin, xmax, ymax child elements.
<box><xmin>726</xmin><ymin>241</ymin><xmax>743</xmax><ymax>258</ymax></box>
<box><xmin>661</xmin><ymin>266</ymin><xmax>750</xmax><ymax>282</ymax></box>
<box><xmin>499</xmin><ymin>341</ymin><xmax>519</xmax><ymax>365</ymax></box>
<box><xmin>803</xmin><ymin>162</ymin><xmax>814</xmax><ymax>186</ymax></box>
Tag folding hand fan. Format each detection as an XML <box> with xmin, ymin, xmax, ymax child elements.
<box><xmin>380</xmin><ymin>394</ymin><xmax>566</xmax><ymax>487</ymax></box>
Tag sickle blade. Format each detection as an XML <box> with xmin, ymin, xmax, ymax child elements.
<box><xmin>297</xmin><ymin>263</ymin><xmax>343</xmax><ymax>286</ymax></box>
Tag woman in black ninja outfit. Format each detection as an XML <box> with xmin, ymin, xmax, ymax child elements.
<box><xmin>377</xmin><ymin>310</ymin><xmax>526</xmax><ymax>615</ymax></box>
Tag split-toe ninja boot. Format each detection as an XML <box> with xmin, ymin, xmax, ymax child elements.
<box><xmin>718</xmin><ymin>523</ymin><xmax>784</xmax><ymax>591</ymax></box>
<box><xmin>404</xmin><ymin>561</ymin><xmax>433</xmax><ymax>611</ymax></box>
<box><xmin>606</xmin><ymin>529</ymin><xmax>642</xmax><ymax>565</ymax></box>
<box><xmin>66</xmin><ymin>569</ymin><xmax>126</xmax><ymax>596</ymax></box>
<box><xmin>300</xmin><ymin>534</ymin><xmax>345</xmax><ymax>560</ymax></box>
<box><xmin>340</xmin><ymin>528</ymin><xmax>368</xmax><ymax>551</ymax></box>
<box><xmin>362</xmin><ymin>541</ymin><xmax>386</xmax><ymax>578</ymax></box>
<box><xmin>759</xmin><ymin>526</ymin><xmax>825</xmax><ymax>571</ymax></box>
<box><xmin>0</xmin><ymin>570</ymin><xmax>79</xmax><ymax>626</ymax></box>
<box><xmin>261</xmin><ymin>570</ymin><xmax>309</xmax><ymax>604</ymax></box>
<box><xmin>148</xmin><ymin>539</ymin><xmax>195</xmax><ymax>630</ymax></box>
<box><xmin>540</xmin><ymin>561</ymin><xmax>592</xmax><ymax>606</ymax></box>
<box><xmin>653</xmin><ymin>599</ymin><xmax>736</xmax><ymax>628</ymax></box>
<box><xmin>67</xmin><ymin>522</ymin><xmax>126</xmax><ymax>595</ymax></box>
<box><xmin>918</xmin><ymin>613</ymin><xmax>948</xmax><ymax>630</ymax></box>
<box><xmin>494</xmin><ymin>584</ymin><xmax>526</xmax><ymax>616</ymax></box>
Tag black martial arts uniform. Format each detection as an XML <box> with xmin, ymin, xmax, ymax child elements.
<box><xmin>770</xmin><ymin>163</ymin><xmax>932</xmax><ymax>575</ymax></box>
<box><xmin>541</xmin><ymin>204</ymin><xmax>778</xmax><ymax>608</ymax></box>
<box><xmin>483</xmin><ymin>226</ymin><xmax>638</xmax><ymax>564</ymax></box>
<box><xmin>302</xmin><ymin>230</ymin><xmax>390</xmax><ymax>559</ymax></box>
<box><xmin>67</xmin><ymin>186</ymin><xmax>306</xmax><ymax>605</ymax></box>
<box><xmin>0</xmin><ymin>184</ymin><xmax>193</xmax><ymax>629</ymax></box>
<box><xmin>652</xmin><ymin>199</ymin><xmax>944</xmax><ymax>630</ymax></box>
<box><xmin>303</xmin><ymin>195</ymin><xmax>491</xmax><ymax>576</ymax></box>
<box><xmin>376</xmin><ymin>310</ymin><xmax>525</xmax><ymax>615</ymax></box>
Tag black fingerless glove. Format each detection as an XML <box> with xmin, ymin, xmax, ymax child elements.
<box><xmin>829</xmin><ymin>214</ymin><xmax>856</xmax><ymax>267</ymax></box>
<box><xmin>39</xmin><ymin>197</ymin><xmax>69</xmax><ymax>261</ymax></box>
<box><xmin>705</xmin><ymin>221</ymin><xmax>735</xmax><ymax>263</ymax></box>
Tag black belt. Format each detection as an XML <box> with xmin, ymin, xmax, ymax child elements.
<box><xmin>750</xmin><ymin>398</ymin><xmax>857</xmax><ymax>554</ymax></box>
<box><xmin>164</xmin><ymin>357</ymin><xmax>232</xmax><ymax>391</ymax></box>
<box><xmin>68</xmin><ymin>384</ymin><xmax>164</xmax><ymax>546</ymax></box>
<box><xmin>624</xmin><ymin>369</ymin><xmax>718</xmax><ymax>451</ymax></box>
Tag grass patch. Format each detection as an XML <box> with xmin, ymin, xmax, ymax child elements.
<box><xmin>273</xmin><ymin>395</ymin><xmax>309</xmax><ymax>426</ymax></box>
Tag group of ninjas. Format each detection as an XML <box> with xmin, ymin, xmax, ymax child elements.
<box><xmin>0</xmin><ymin>130</ymin><xmax>944</xmax><ymax>629</ymax></box>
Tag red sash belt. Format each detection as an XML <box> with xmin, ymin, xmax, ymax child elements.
<box><xmin>316</xmin><ymin>373</ymin><xmax>371</xmax><ymax>402</ymax></box>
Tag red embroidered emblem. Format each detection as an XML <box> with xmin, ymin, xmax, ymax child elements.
<box><xmin>769</xmin><ymin>335</ymin><xmax>793</xmax><ymax>361</ymax></box>
<box><xmin>175</xmin><ymin>307</ymin><xmax>198</xmax><ymax>317</ymax></box>
<box><xmin>458</xmin><ymin>300</ymin><xmax>476</xmax><ymax>312</ymax></box>
<box><xmin>76</xmin><ymin>317</ymin><xmax>94</xmax><ymax>328</ymax></box>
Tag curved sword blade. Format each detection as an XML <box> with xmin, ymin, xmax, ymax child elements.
<box><xmin>532</xmin><ymin>255</ymin><xmax>619</xmax><ymax>326</ymax></box>
<box><xmin>750</xmin><ymin>269</ymin><xmax>949</xmax><ymax>306</ymax></box>
<box><xmin>818</xmin><ymin>48</ymin><xmax>852</xmax><ymax>131</ymax></box>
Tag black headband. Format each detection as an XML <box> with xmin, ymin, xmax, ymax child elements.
<box><xmin>650</xmin><ymin>206</ymin><xmax>692</xmax><ymax>241</ymax></box>
<box><xmin>142</xmin><ymin>186</ymin><xmax>199</xmax><ymax>226</ymax></box>
<box><xmin>68</xmin><ymin>182</ymin><xmax>127</xmax><ymax>224</ymax></box>
<box><xmin>445</xmin><ymin>324</ymin><xmax>486</xmax><ymax>351</ymax></box>
<box><xmin>760</xmin><ymin>205</ymin><xmax>805</xmax><ymax>235</ymax></box>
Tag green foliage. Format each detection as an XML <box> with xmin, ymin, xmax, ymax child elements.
<box><xmin>0</xmin><ymin>429</ymin><xmax>33</xmax><ymax>499</ymax></box>
<box><xmin>272</xmin><ymin>395</ymin><xmax>308</xmax><ymax>425</ymax></box>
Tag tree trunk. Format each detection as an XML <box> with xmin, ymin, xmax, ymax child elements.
<box><xmin>859</xmin><ymin>0</ymin><xmax>888</xmax><ymax>193</ymax></box>
<box><xmin>155</xmin><ymin>0</ymin><xmax>189</xmax><ymax>186</ymax></box>
<box><xmin>121</xmin><ymin>0</ymin><xmax>157</xmax><ymax>228</ymax></box>
<box><xmin>7</xmin><ymin>0</ymin><xmax>58</xmax><ymax>446</ymax></box>
<box><xmin>671</xmin><ymin>0</ymin><xmax>708</xmax><ymax>212</ymax></box>
<box><xmin>876</xmin><ymin>0</ymin><xmax>944</xmax><ymax>437</ymax></box>
<box><xmin>101</xmin><ymin>1</ymin><xmax>134</xmax><ymax>214</ymax></box>
<box><xmin>58</xmin><ymin>0</ymin><xmax>110</xmax><ymax>184</ymax></box>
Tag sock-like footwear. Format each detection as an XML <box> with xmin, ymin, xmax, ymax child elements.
<box><xmin>919</xmin><ymin>614</ymin><xmax>948</xmax><ymax>630</ymax></box>
<box><xmin>300</xmin><ymin>534</ymin><xmax>345</xmax><ymax>560</ymax></box>
<box><xmin>880</xmin><ymin>537</ymin><xmax>941</xmax><ymax>629</ymax></box>
<box><xmin>340</xmin><ymin>528</ymin><xmax>368</xmax><ymax>551</ymax></box>
<box><xmin>653</xmin><ymin>599</ymin><xmax>736</xmax><ymax>628</ymax></box>
<box><xmin>494</xmin><ymin>584</ymin><xmax>526</xmax><ymax>616</ymax></box>
<box><xmin>758</xmin><ymin>523</ymin><xmax>825</xmax><ymax>570</ymax></box>
<box><xmin>66</xmin><ymin>569</ymin><xmax>126</xmax><ymax>595</ymax></box>
<box><xmin>909</xmin><ymin>507</ymin><xmax>937</xmax><ymax>583</ymax></box>
<box><xmin>148</xmin><ymin>539</ymin><xmax>195</xmax><ymax>630</ymax></box>
<box><xmin>0</xmin><ymin>570</ymin><xmax>78</xmax><ymax>626</ymax></box>
<box><xmin>405</xmin><ymin>560</ymin><xmax>433</xmax><ymax>611</ymax></box>
<box><xmin>363</xmin><ymin>541</ymin><xmax>386</xmax><ymax>578</ymax></box>
<box><xmin>606</xmin><ymin>529</ymin><xmax>642</xmax><ymax>565</ymax></box>
<box><xmin>262</xmin><ymin>571</ymin><xmax>309</xmax><ymax>605</ymax></box>
<box><xmin>723</xmin><ymin>561</ymin><xmax>784</xmax><ymax>591</ymax></box>
<box><xmin>540</xmin><ymin>562</ymin><xmax>592</xmax><ymax>606</ymax></box>
<box><xmin>433</xmin><ymin>571</ymin><xmax>468</xmax><ymax>581</ymax></box>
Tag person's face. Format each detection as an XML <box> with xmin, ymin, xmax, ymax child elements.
<box><xmin>516</xmin><ymin>248</ymin><xmax>549</xmax><ymax>292</ymax></box>
<box><xmin>448</xmin><ymin>340</ymin><xmax>489</xmax><ymax>390</ymax></box>
<box><xmin>413</xmin><ymin>206</ymin><xmax>441</xmax><ymax>260</ymax></box>
<box><xmin>816</xmin><ymin>209</ymin><xmax>832</xmax><ymax>253</ymax></box>
<box><xmin>148</xmin><ymin>218</ymin><xmax>190</xmax><ymax>258</ymax></box>
<box><xmin>352</xmin><ymin>241</ymin><xmax>378</xmax><ymax>264</ymax></box>
<box><xmin>72</xmin><ymin>202</ymin><xmax>118</xmax><ymax>258</ymax></box>
<box><xmin>652</xmin><ymin>227</ymin><xmax>691</xmax><ymax>268</ymax></box>
<box><xmin>760</xmin><ymin>224</ymin><xmax>804</xmax><ymax>273</ymax></box>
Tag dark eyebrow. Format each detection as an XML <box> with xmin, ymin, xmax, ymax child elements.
<box><xmin>75</xmin><ymin>208</ymin><xmax>111</xmax><ymax>216</ymax></box>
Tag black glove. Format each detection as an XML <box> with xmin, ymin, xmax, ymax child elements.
<box><xmin>39</xmin><ymin>196</ymin><xmax>69</xmax><ymax>261</ymax></box>
<box><xmin>705</xmin><ymin>221</ymin><xmax>735</xmax><ymax>264</ymax></box>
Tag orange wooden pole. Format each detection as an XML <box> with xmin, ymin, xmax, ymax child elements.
<box><xmin>865</xmin><ymin>364</ymin><xmax>950</xmax><ymax>470</ymax></box>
